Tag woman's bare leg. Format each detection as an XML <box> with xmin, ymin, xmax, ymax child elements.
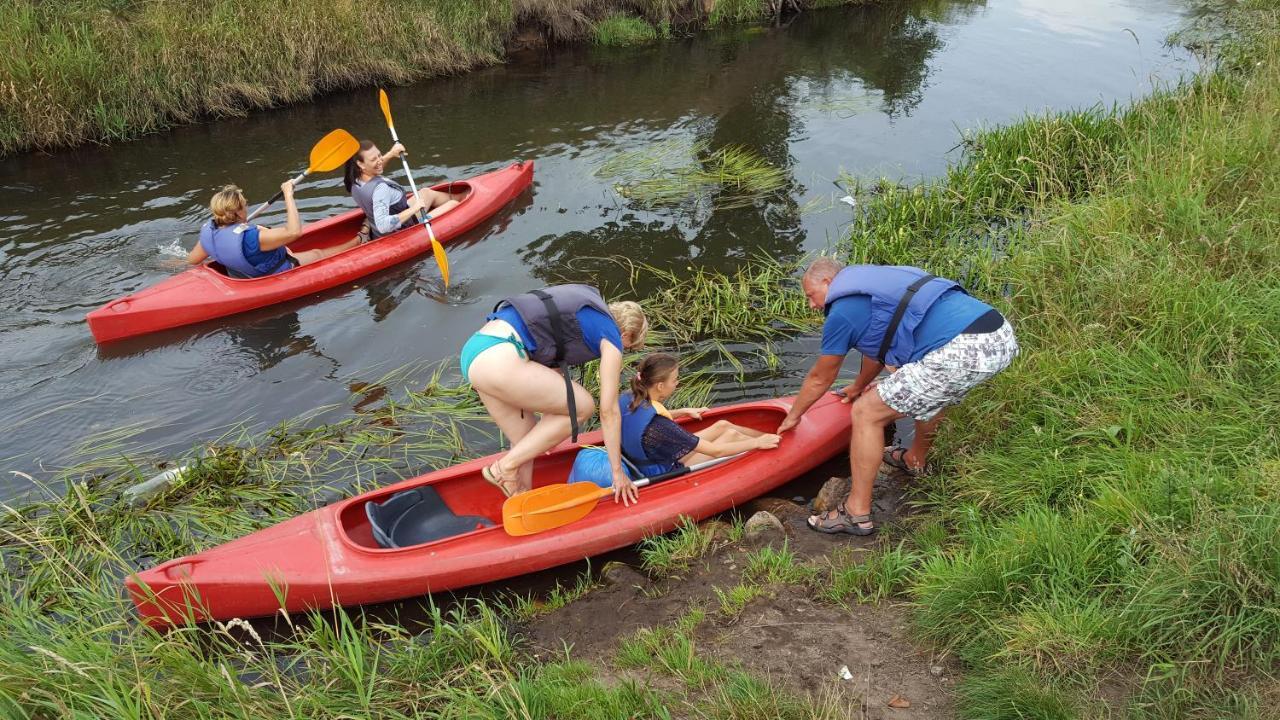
<box><xmin>290</xmin><ymin>237</ymin><xmax>361</xmax><ymax>266</ymax></box>
<box><xmin>416</xmin><ymin>189</ymin><xmax>462</xmax><ymax>219</ymax></box>
<box><xmin>468</xmin><ymin>345</ymin><xmax>595</xmax><ymax>490</ymax></box>
<box><xmin>475</xmin><ymin>389</ymin><xmax>537</xmax><ymax>494</ymax></box>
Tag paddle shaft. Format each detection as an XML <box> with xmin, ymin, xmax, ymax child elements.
<box><xmin>383</xmin><ymin>124</ymin><xmax>436</xmax><ymax>232</ymax></box>
<box><xmin>636</xmin><ymin>452</ymin><xmax>747</xmax><ymax>488</ymax></box>
<box><xmin>245</xmin><ymin>169</ymin><xmax>307</xmax><ymax>223</ymax></box>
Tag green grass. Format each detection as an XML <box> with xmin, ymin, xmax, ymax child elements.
<box><xmin>820</xmin><ymin>542</ymin><xmax>919</xmax><ymax>605</ymax></box>
<box><xmin>742</xmin><ymin>542</ymin><xmax>819</xmax><ymax>585</ymax></box>
<box><xmin>616</xmin><ymin>610</ymin><xmax>853</xmax><ymax>718</ymax></box>
<box><xmin>594</xmin><ymin>14</ymin><xmax>661</xmax><ymax>46</ymax></box>
<box><xmin>639</xmin><ymin>516</ymin><xmax>723</xmax><ymax>575</ymax></box>
<box><xmin>833</xmin><ymin>2</ymin><xmax>1280</xmax><ymax>714</ymax></box>
<box><xmin>713</xmin><ymin>583</ymin><xmax>766</xmax><ymax>620</ymax></box>
<box><xmin>0</xmin><ymin>0</ymin><xmax>886</xmax><ymax>155</ymax></box>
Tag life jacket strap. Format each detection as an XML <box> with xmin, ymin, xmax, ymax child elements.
<box><xmin>531</xmin><ymin>289</ymin><xmax>580</xmax><ymax>442</ymax></box>
<box><xmin>876</xmin><ymin>274</ymin><xmax>936</xmax><ymax>364</ymax></box>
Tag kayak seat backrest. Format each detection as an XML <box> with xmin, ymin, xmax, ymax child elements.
<box><xmin>363</xmin><ymin>486</ymin><xmax>494</xmax><ymax>549</ymax></box>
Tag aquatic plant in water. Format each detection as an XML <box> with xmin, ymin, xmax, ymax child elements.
<box><xmin>597</xmin><ymin>139</ymin><xmax>788</xmax><ymax>211</ymax></box>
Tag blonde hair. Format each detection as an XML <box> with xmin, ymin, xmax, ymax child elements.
<box><xmin>209</xmin><ymin>185</ymin><xmax>247</xmax><ymax>227</ymax></box>
<box><xmin>608</xmin><ymin>300</ymin><xmax>647</xmax><ymax>348</ymax></box>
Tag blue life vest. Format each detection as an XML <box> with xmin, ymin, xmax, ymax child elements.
<box><xmin>618</xmin><ymin>391</ymin><xmax>677</xmax><ymax>477</ymax></box>
<box><xmin>824</xmin><ymin>265</ymin><xmax>962</xmax><ymax>367</ymax></box>
<box><xmin>350</xmin><ymin>176</ymin><xmax>412</xmax><ymax>238</ymax></box>
<box><xmin>198</xmin><ymin>221</ymin><xmax>289</xmax><ymax>278</ymax></box>
<box><xmin>567</xmin><ymin>446</ymin><xmax>637</xmax><ymax>488</ymax></box>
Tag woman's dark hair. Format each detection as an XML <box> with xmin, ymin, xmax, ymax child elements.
<box><xmin>629</xmin><ymin>353</ymin><xmax>678</xmax><ymax>411</ymax></box>
<box><xmin>343</xmin><ymin>140</ymin><xmax>378</xmax><ymax>193</ymax></box>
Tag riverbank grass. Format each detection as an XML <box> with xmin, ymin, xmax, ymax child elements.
<box><xmin>838</xmin><ymin>4</ymin><xmax>1279</xmax><ymax>715</ymax></box>
<box><xmin>1</xmin><ymin>0</ymin><xmax>886</xmax><ymax>156</ymax></box>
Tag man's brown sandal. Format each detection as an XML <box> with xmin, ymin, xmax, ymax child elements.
<box><xmin>807</xmin><ymin>506</ymin><xmax>876</xmax><ymax>536</ymax></box>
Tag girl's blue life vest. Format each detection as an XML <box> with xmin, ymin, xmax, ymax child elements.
<box><xmin>618</xmin><ymin>391</ymin><xmax>679</xmax><ymax>477</ymax></box>
<box><xmin>350</xmin><ymin>175</ymin><xmax>412</xmax><ymax>238</ymax></box>
<box><xmin>823</xmin><ymin>265</ymin><xmax>963</xmax><ymax>367</ymax></box>
<box><xmin>198</xmin><ymin>220</ymin><xmax>289</xmax><ymax>278</ymax></box>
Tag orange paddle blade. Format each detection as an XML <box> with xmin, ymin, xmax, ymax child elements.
<box><xmin>307</xmin><ymin>129</ymin><xmax>359</xmax><ymax>173</ymax></box>
<box><xmin>378</xmin><ymin>89</ymin><xmax>395</xmax><ymax>130</ymax></box>
<box><xmin>430</xmin><ymin>236</ymin><xmax>450</xmax><ymax>288</ymax></box>
<box><xmin>423</xmin><ymin>218</ymin><xmax>449</xmax><ymax>287</ymax></box>
<box><xmin>502</xmin><ymin>482</ymin><xmax>612</xmax><ymax>536</ymax></box>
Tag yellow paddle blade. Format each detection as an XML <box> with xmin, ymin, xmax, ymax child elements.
<box><xmin>502</xmin><ymin>482</ymin><xmax>612</xmax><ymax>536</ymax></box>
<box><xmin>431</xmin><ymin>238</ymin><xmax>450</xmax><ymax>287</ymax></box>
<box><xmin>308</xmin><ymin>129</ymin><xmax>359</xmax><ymax>173</ymax></box>
<box><xmin>378</xmin><ymin>89</ymin><xmax>394</xmax><ymax>130</ymax></box>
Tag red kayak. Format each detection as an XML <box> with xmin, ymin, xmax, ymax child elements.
<box><xmin>126</xmin><ymin>393</ymin><xmax>851</xmax><ymax>626</ymax></box>
<box><xmin>87</xmin><ymin>161</ymin><xmax>534</xmax><ymax>343</ymax></box>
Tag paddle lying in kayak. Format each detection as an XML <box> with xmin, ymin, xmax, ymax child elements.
<box><xmin>502</xmin><ymin>453</ymin><xmax>746</xmax><ymax>536</ymax></box>
<box><xmin>245</xmin><ymin>129</ymin><xmax>359</xmax><ymax>222</ymax></box>
<box><xmin>379</xmin><ymin>89</ymin><xmax>450</xmax><ymax>287</ymax></box>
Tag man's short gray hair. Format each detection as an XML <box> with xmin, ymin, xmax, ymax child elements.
<box><xmin>803</xmin><ymin>257</ymin><xmax>845</xmax><ymax>284</ymax></box>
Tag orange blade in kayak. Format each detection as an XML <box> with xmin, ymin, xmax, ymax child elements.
<box><xmin>502</xmin><ymin>482</ymin><xmax>612</xmax><ymax>536</ymax></box>
<box><xmin>308</xmin><ymin>129</ymin><xmax>359</xmax><ymax>173</ymax></box>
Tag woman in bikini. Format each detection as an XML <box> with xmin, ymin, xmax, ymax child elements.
<box><xmin>461</xmin><ymin>285</ymin><xmax>648</xmax><ymax>504</ymax></box>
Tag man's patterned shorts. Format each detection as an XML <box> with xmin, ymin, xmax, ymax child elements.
<box><xmin>876</xmin><ymin>320</ymin><xmax>1019</xmax><ymax>421</ymax></box>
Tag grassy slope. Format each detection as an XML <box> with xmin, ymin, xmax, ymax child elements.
<box><xmin>838</xmin><ymin>3</ymin><xmax>1278</xmax><ymax>716</ymax></box>
<box><xmin>0</xmin><ymin>0</ymin><xmax>877</xmax><ymax>156</ymax></box>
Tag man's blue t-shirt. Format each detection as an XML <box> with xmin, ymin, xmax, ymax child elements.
<box><xmin>820</xmin><ymin>289</ymin><xmax>993</xmax><ymax>362</ymax></box>
<box><xmin>491</xmin><ymin>305</ymin><xmax>623</xmax><ymax>358</ymax></box>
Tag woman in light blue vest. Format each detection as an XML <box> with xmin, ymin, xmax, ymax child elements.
<box><xmin>343</xmin><ymin>140</ymin><xmax>463</xmax><ymax>239</ymax></box>
<box><xmin>186</xmin><ymin>180</ymin><xmax>360</xmax><ymax>277</ymax></box>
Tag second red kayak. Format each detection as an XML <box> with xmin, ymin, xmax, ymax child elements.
<box><xmin>126</xmin><ymin>392</ymin><xmax>851</xmax><ymax>626</ymax></box>
<box><xmin>87</xmin><ymin>161</ymin><xmax>534</xmax><ymax>343</ymax></box>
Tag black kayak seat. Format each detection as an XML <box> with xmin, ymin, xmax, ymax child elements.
<box><xmin>364</xmin><ymin>486</ymin><xmax>494</xmax><ymax>549</ymax></box>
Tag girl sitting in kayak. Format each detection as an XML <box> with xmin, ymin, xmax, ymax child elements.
<box><xmin>186</xmin><ymin>180</ymin><xmax>360</xmax><ymax>277</ymax></box>
<box><xmin>619</xmin><ymin>353</ymin><xmax>781</xmax><ymax>477</ymax></box>
<box><xmin>343</xmin><ymin>140</ymin><xmax>464</xmax><ymax>239</ymax></box>
<box><xmin>462</xmin><ymin>286</ymin><xmax>647</xmax><ymax>504</ymax></box>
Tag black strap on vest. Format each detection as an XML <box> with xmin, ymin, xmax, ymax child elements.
<box><xmin>876</xmin><ymin>274</ymin><xmax>935</xmax><ymax>364</ymax></box>
<box><xmin>531</xmin><ymin>290</ymin><xmax>581</xmax><ymax>442</ymax></box>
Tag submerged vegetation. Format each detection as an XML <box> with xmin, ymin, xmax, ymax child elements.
<box><xmin>597</xmin><ymin>140</ymin><xmax>789</xmax><ymax>211</ymax></box>
<box><xmin>0</xmin><ymin>0</ymin><xmax>883</xmax><ymax>156</ymax></box>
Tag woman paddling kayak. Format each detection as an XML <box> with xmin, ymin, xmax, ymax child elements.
<box><xmin>343</xmin><ymin>140</ymin><xmax>464</xmax><ymax>240</ymax></box>
<box><xmin>186</xmin><ymin>181</ymin><xmax>360</xmax><ymax>277</ymax></box>
<box><xmin>619</xmin><ymin>353</ymin><xmax>780</xmax><ymax>475</ymax></box>
<box><xmin>462</xmin><ymin>286</ymin><xmax>648</xmax><ymax>504</ymax></box>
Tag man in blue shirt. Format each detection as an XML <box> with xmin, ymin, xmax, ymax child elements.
<box><xmin>777</xmin><ymin>258</ymin><xmax>1019</xmax><ymax>535</ymax></box>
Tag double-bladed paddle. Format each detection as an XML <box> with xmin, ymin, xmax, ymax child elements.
<box><xmin>378</xmin><ymin>89</ymin><xmax>451</xmax><ymax>287</ymax></box>
<box><xmin>502</xmin><ymin>453</ymin><xmax>747</xmax><ymax>536</ymax></box>
<box><xmin>245</xmin><ymin>129</ymin><xmax>359</xmax><ymax>222</ymax></box>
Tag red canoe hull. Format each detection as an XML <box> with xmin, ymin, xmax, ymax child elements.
<box><xmin>126</xmin><ymin>393</ymin><xmax>851</xmax><ymax>626</ymax></box>
<box><xmin>87</xmin><ymin>162</ymin><xmax>534</xmax><ymax>343</ymax></box>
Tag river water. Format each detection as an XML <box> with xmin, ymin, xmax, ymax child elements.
<box><xmin>0</xmin><ymin>0</ymin><xmax>1192</xmax><ymax>500</ymax></box>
